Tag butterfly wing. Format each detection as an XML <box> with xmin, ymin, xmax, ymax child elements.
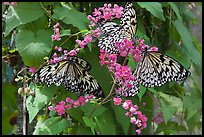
<box><xmin>120</xmin><ymin>2</ymin><xmax>137</xmax><ymax>39</ymax></box>
<box><xmin>98</xmin><ymin>21</ymin><xmax>120</xmax><ymax>35</ymax></box>
<box><xmin>98</xmin><ymin>2</ymin><xmax>137</xmax><ymax>54</ymax></box>
<box><xmin>33</xmin><ymin>57</ymin><xmax>104</xmax><ymax>97</ymax></box>
<box><xmin>134</xmin><ymin>51</ymin><xmax>191</xmax><ymax>87</ymax></box>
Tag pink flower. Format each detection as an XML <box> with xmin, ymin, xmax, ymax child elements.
<box><xmin>77</xmin><ymin>96</ymin><xmax>86</xmax><ymax>106</ymax></box>
<box><xmin>54</xmin><ymin>102</ymin><xmax>65</xmax><ymax>116</ymax></box>
<box><xmin>73</xmin><ymin>101</ymin><xmax>80</xmax><ymax>108</ymax></box>
<box><xmin>113</xmin><ymin>4</ymin><xmax>124</xmax><ymax>18</ymax></box>
<box><xmin>130</xmin><ymin>116</ymin><xmax>137</xmax><ymax>124</ymax></box>
<box><xmin>91</xmin><ymin>27</ymin><xmax>102</xmax><ymax>38</ymax></box>
<box><xmin>58</xmin><ymin>47</ymin><xmax>62</xmax><ymax>52</ymax></box>
<box><xmin>65</xmin><ymin>104</ymin><xmax>72</xmax><ymax>110</ymax></box>
<box><xmin>122</xmin><ymin>102</ymin><xmax>129</xmax><ymax>110</ymax></box>
<box><xmin>4</xmin><ymin>2</ymin><xmax>10</xmax><ymax>5</ymax></box>
<box><xmin>84</xmin><ymin>35</ymin><xmax>92</xmax><ymax>43</ymax></box>
<box><xmin>113</xmin><ymin>97</ymin><xmax>122</xmax><ymax>105</ymax></box>
<box><xmin>125</xmin><ymin>100</ymin><xmax>133</xmax><ymax>108</ymax></box>
<box><xmin>48</xmin><ymin>106</ymin><xmax>53</xmax><ymax>110</ymax></box>
<box><xmin>136</xmin><ymin>129</ymin><xmax>141</xmax><ymax>134</ymax></box>
<box><xmin>29</xmin><ymin>66</ymin><xmax>37</xmax><ymax>74</ymax></box>
<box><xmin>93</xmin><ymin>8</ymin><xmax>101</xmax><ymax>16</ymax></box>
<box><xmin>125</xmin><ymin>112</ymin><xmax>132</xmax><ymax>117</ymax></box>
<box><xmin>142</xmin><ymin>122</ymin><xmax>147</xmax><ymax>128</ymax></box>
<box><xmin>150</xmin><ymin>46</ymin><xmax>158</xmax><ymax>51</ymax></box>
<box><xmin>130</xmin><ymin>107</ymin><xmax>137</xmax><ymax>114</ymax></box>
<box><xmin>68</xmin><ymin>49</ymin><xmax>78</xmax><ymax>56</ymax></box>
<box><xmin>75</xmin><ymin>39</ymin><xmax>86</xmax><ymax>48</ymax></box>
<box><xmin>66</xmin><ymin>97</ymin><xmax>73</xmax><ymax>103</ymax></box>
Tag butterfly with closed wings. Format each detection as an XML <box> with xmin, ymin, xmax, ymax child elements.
<box><xmin>33</xmin><ymin>56</ymin><xmax>104</xmax><ymax>97</ymax></box>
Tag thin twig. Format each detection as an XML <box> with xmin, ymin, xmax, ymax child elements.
<box><xmin>23</xmin><ymin>65</ymin><xmax>28</xmax><ymax>135</ymax></box>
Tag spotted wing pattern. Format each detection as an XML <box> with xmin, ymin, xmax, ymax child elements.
<box><xmin>133</xmin><ymin>51</ymin><xmax>191</xmax><ymax>88</ymax></box>
<box><xmin>33</xmin><ymin>56</ymin><xmax>104</xmax><ymax>97</ymax></box>
<box><xmin>98</xmin><ymin>2</ymin><xmax>137</xmax><ymax>54</ymax></box>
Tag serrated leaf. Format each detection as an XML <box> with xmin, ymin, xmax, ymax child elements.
<box><xmin>16</xmin><ymin>29</ymin><xmax>53</xmax><ymax>67</ymax></box>
<box><xmin>53</xmin><ymin>4</ymin><xmax>89</xmax><ymax>31</ymax></box>
<box><xmin>5</xmin><ymin>2</ymin><xmax>44</xmax><ymax>36</ymax></box>
<box><xmin>137</xmin><ymin>2</ymin><xmax>165</xmax><ymax>21</ymax></box>
<box><xmin>33</xmin><ymin>116</ymin><xmax>70</xmax><ymax>135</ymax></box>
<box><xmin>27</xmin><ymin>83</ymin><xmax>58</xmax><ymax>123</ymax></box>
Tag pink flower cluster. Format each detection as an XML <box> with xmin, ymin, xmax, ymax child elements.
<box><xmin>75</xmin><ymin>34</ymin><xmax>93</xmax><ymax>49</ymax></box>
<box><xmin>51</xmin><ymin>23</ymin><xmax>61</xmax><ymax>41</ymax></box>
<box><xmin>49</xmin><ymin>46</ymin><xmax>80</xmax><ymax>64</ymax></box>
<box><xmin>99</xmin><ymin>50</ymin><xmax>135</xmax><ymax>95</ymax></box>
<box><xmin>113</xmin><ymin>98</ymin><xmax>148</xmax><ymax>134</ymax></box>
<box><xmin>87</xmin><ymin>3</ymin><xmax>124</xmax><ymax>29</ymax></box>
<box><xmin>48</xmin><ymin>95</ymin><xmax>95</xmax><ymax>116</ymax></box>
<box><xmin>4</xmin><ymin>2</ymin><xmax>17</xmax><ymax>6</ymax></box>
<box><xmin>115</xmin><ymin>38</ymin><xmax>150</xmax><ymax>63</ymax></box>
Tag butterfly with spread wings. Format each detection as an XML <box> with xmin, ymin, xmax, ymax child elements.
<box><xmin>33</xmin><ymin>56</ymin><xmax>104</xmax><ymax>97</ymax></box>
<box><xmin>122</xmin><ymin>48</ymin><xmax>191</xmax><ymax>97</ymax></box>
<box><xmin>98</xmin><ymin>2</ymin><xmax>137</xmax><ymax>54</ymax></box>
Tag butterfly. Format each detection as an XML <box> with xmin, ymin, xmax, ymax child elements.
<box><xmin>121</xmin><ymin>49</ymin><xmax>191</xmax><ymax>97</ymax></box>
<box><xmin>98</xmin><ymin>2</ymin><xmax>137</xmax><ymax>54</ymax></box>
<box><xmin>32</xmin><ymin>56</ymin><xmax>104</xmax><ymax>97</ymax></box>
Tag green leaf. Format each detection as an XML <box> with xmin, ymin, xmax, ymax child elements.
<box><xmin>33</xmin><ymin>116</ymin><xmax>70</xmax><ymax>135</ymax></box>
<box><xmin>138</xmin><ymin>85</ymin><xmax>146</xmax><ymax>102</ymax></box>
<box><xmin>60</xmin><ymin>29</ymin><xmax>71</xmax><ymax>37</ymax></box>
<box><xmin>76</xmin><ymin>125</ymin><xmax>92</xmax><ymax>135</ymax></box>
<box><xmin>83</xmin><ymin>116</ymin><xmax>96</xmax><ymax>135</ymax></box>
<box><xmin>112</xmin><ymin>103</ymin><xmax>130</xmax><ymax>134</ymax></box>
<box><xmin>53</xmin><ymin>3</ymin><xmax>89</xmax><ymax>31</ymax></box>
<box><xmin>173</xmin><ymin>19</ymin><xmax>201</xmax><ymax>69</ymax></box>
<box><xmin>81</xmin><ymin>102</ymin><xmax>108</xmax><ymax>118</ymax></box>
<box><xmin>5</xmin><ymin>2</ymin><xmax>44</xmax><ymax>36</ymax></box>
<box><xmin>16</xmin><ymin>29</ymin><xmax>53</xmax><ymax>67</ymax></box>
<box><xmin>27</xmin><ymin>83</ymin><xmax>58</xmax><ymax>123</ymax></box>
<box><xmin>160</xmin><ymin>98</ymin><xmax>177</xmax><ymax>124</ymax></box>
<box><xmin>182</xmin><ymin>94</ymin><xmax>202</xmax><ymax>120</ymax></box>
<box><xmin>94</xmin><ymin>110</ymin><xmax>116</xmax><ymax>135</ymax></box>
<box><xmin>137</xmin><ymin>2</ymin><xmax>165</xmax><ymax>21</ymax></box>
<box><xmin>168</xmin><ymin>2</ymin><xmax>182</xmax><ymax>22</ymax></box>
<box><xmin>66</xmin><ymin>107</ymin><xmax>84</xmax><ymax>122</ymax></box>
<box><xmin>155</xmin><ymin>121</ymin><xmax>186</xmax><ymax>135</ymax></box>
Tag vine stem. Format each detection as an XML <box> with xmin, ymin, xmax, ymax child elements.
<box><xmin>88</xmin><ymin>56</ymin><xmax>129</xmax><ymax>118</ymax></box>
<box><xmin>23</xmin><ymin>65</ymin><xmax>28</xmax><ymax>135</ymax></box>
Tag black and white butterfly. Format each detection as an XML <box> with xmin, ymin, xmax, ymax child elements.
<box><xmin>122</xmin><ymin>49</ymin><xmax>191</xmax><ymax>97</ymax></box>
<box><xmin>33</xmin><ymin>56</ymin><xmax>104</xmax><ymax>97</ymax></box>
<box><xmin>98</xmin><ymin>2</ymin><xmax>137</xmax><ymax>54</ymax></box>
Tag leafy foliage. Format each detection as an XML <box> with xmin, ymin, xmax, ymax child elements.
<box><xmin>2</xmin><ymin>2</ymin><xmax>202</xmax><ymax>135</ymax></box>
